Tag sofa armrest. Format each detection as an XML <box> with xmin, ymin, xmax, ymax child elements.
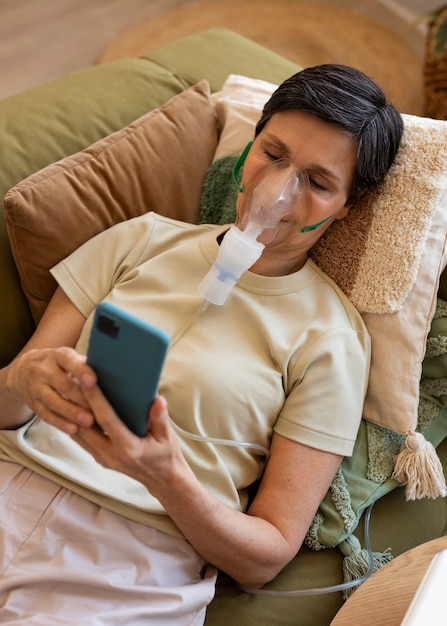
<box><xmin>142</xmin><ymin>27</ymin><xmax>300</xmax><ymax>92</ymax></box>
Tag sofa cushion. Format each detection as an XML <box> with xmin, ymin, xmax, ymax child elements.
<box><xmin>4</xmin><ymin>80</ymin><xmax>218</xmax><ymax>323</ymax></box>
<box><xmin>142</xmin><ymin>27</ymin><xmax>300</xmax><ymax>94</ymax></box>
<box><xmin>0</xmin><ymin>59</ymin><xmax>188</xmax><ymax>208</ymax></box>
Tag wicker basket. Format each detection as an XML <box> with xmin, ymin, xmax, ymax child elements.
<box><xmin>424</xmin><ymin>6</ymin><xmax>447</xmax><ymax>119</ymax></box>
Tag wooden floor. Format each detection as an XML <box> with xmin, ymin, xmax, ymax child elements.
<box><xmin>0</xmin><ymin>0</ymin><xmax>435</xmax><ymax>101</ymax></box>
<box><xmin>0</xmin><ymin>0</ymin><xmax>192</xmax><ymax>99</ymax></box>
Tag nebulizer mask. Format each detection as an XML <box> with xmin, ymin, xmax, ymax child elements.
<box><xmin>170</xmin><ymin>144</ymin><xmax>312</xmax><ymax>472</ymax></box>
<box><xmin>198</xmin><ymin>142</ymin><xmax>313</xmax><ymax>306</ymax></box>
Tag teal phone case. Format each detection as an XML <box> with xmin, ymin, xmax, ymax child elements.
<box><xmin>87</xmin><ymin>301</ymin><xmax>170</xmax><ymax>437</ymax></box>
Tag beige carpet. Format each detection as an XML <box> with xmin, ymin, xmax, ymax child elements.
<box><xmin>98</xmin><ymin>0</ymin><xmax>424</xmax><ymax>116</ymax></box>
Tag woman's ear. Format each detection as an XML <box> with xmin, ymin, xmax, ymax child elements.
<box><xmin>335</xmin><ymin>204</ymin><xmax>351</xmax><ymax>221</ymax></box>
<box><xmin>336</xmin><ymin>187</ymin><xmax>369</xmax><ymax>220</ymax></box>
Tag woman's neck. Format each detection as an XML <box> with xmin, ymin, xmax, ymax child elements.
<box><xmin>249</xmin><ymin>249</ymin><xmax>308</xmax><ymax>277</ymax></box>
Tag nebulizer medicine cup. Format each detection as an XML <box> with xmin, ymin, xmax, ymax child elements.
<box><xmin>198</xmin><ymin>160</ymin><xmax>310</xmax><ymax>306</ymax></box>
<box><xmin>197</xmin><ymin>227</ymin><xmax>264</xmax><ymax>306</ymax></box>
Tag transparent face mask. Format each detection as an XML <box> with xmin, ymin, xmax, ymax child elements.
<box><xmin>198</xmin><ymin>157</ymin><xmax>313</xmax><ymax>306</ymax></box>
<box><xmin>235</xmin><ymin>158</ymin><xmax>311</xmax><ymax>246</ymax></box>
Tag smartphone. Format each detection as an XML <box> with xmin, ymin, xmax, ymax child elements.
<box><xmin>87</xmin><ymin>301</ymin><xmax>170</xmax><ymax>437</ymax></box>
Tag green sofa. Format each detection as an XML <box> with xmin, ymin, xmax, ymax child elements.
<box><xmin>1</xmin><ymin>28</ymin><xmax>446</xmax><ymax>626</ymax></box>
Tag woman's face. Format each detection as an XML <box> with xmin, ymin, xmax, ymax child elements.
<box><xmin>236</xmin><ymin>110</ymin><xmax>357</xmax><ymax>250</ymax></box>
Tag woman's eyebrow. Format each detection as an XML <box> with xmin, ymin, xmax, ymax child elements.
<box><xmin>263</xmin><ymin>134</ymin><xmax>289</xmax><ymax>154</ymax></box>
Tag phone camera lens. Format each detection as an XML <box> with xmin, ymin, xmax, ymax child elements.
<box><xmin>98</xmin><ymin>314</ymin><xmax>120</xmax><ymax>338</ymax></box>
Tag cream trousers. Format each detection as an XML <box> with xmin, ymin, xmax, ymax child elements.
<box><xmin>0</xmin><ymin>461</ymin><xmax>217</xmax><ymax>625</ymax></box>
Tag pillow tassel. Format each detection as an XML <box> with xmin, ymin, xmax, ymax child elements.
<box><xmin>339</xmin><ymin>535</ymin><xmax>392</xmax><ymax>599</ymax></box>
<box><xmin>392</xmin><ymin>431</ymin><xmax>447</xmax><ymax>500</ymax></box>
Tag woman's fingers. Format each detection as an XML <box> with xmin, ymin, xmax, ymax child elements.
<box><xmin>12</xmin><ymin>347</ymin><xmax>97</xmax><ymax>433</ymax></box>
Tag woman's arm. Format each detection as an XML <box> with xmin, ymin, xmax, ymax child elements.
<box><xmin>73</xmin><ymin>391</ymin><xmax>341</xmax><ymax>588</ymax></box>
<box><xmin>1</xmin><ymin>287</ymin><xmax>94</xmax><ymax>432</ymax></box>
<box><xmin>160</xmin><ymin>426</ymin><xmax>341</xmax><ymax>587</ymax></box>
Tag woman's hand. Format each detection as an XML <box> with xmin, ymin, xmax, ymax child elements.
<box><xmin>72</xmin><ymin>390</ymin><xmax>193</xmax><ymax>496</ymax></box>
<box><xmin>0</xmin><ymin>287</ymin><xmax>88</xmax><ymax>431</ymax></box>
<box><xmin>6</xmin><ymin>347</ymin><xmax>97</xmax><ymax>434</ymax></box>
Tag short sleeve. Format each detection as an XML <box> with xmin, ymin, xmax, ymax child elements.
<box><xmin>274</xmin><ymin>326</ymin><xmax>370</xmax><ymax>456</ymax></box>
<box><xmin>50</xmin><ymin>213</ymin><xmax>158</xmax><ymax>318</ymax></box>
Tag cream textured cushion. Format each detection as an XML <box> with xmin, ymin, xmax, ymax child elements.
<box><xmin>312</xmin><ymin>116</ymin><xmax>447</xmax><ymax>435</ymax></box>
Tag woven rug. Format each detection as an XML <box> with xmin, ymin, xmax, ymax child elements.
<box><xmin>98</xmin><ymin>0</ymin><xmax>424</xmax><ymax>116</ymax></box>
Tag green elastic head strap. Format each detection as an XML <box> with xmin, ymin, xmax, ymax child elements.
<box><xmin>232</xmin><ymin>141</ymin><xmax>253</xmax><ymax>192</ymax></box>
<box><xmin>300</xmin><ymin>216</ymin><xmax>332</xmax><ymax>232</ymax></box>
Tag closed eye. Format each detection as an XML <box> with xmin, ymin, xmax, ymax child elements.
<box><xmin>264</xmin><ymin>150</ymin><xmax>282</xmax><ymax>161</ymax></box>
<box><xmin>309</xmin><ymin>177</ymin><xmax>328</xmax><ymax>192</ymax></box>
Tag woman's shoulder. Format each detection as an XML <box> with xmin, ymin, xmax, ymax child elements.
<box><xmin>306</xmin><ymin>258</ymin><xmax>367</xmax><ymax>332</ymax></box>
<box><xmin>96</xmin><ymin>211</ymin><xmax>217</xmax><ymax>256</ymax></box>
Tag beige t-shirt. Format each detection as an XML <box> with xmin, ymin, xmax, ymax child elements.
<box><xmin>0</xmin><ymin>213</ymin><xmax>370</xmax><ymax>537</ymax></box>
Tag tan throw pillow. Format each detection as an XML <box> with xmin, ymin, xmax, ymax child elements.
<box><xmin>4</xmin><ymin>80</ymin><xmax>218</xmax><ymax>323</ymax></box>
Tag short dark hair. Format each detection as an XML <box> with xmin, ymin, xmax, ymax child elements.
<box><xmin>255</xmin><ymin>64</ymin><xmax>403</xmax><ymax>204</ymax></box>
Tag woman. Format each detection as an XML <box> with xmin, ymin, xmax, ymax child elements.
<box><xmin>0</xmin><ymin>65</ymin><xmax>403</xmax><ymax>624</ymax></box>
